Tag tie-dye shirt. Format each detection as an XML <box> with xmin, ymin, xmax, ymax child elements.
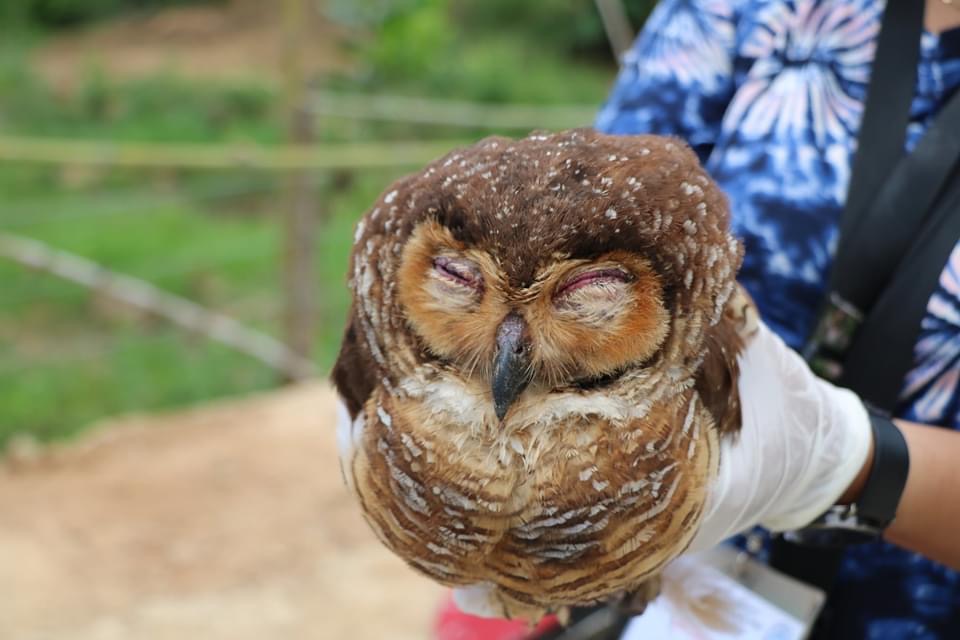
<box><xmin>596</xmin><ymin>0</ymin><xmax>960</xmax><ymax>637</ymax></box>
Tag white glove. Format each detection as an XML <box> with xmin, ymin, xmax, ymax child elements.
<box><xmin>688</xmin><ymin>320</ymin><xmax>873</xmax><ymax>552</ymax></box>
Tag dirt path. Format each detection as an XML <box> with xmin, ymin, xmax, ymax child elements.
<box><xmin>0</xmin><ymin>383</ymin><xmax>443</xmax><ymax>640</ymax></box>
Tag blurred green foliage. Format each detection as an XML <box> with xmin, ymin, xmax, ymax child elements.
<box><xmin>450</xmin><ymin>0</ymin><xmax>655</xmax><ymax>57</ymax></box>
<box><xmin>351</xmin><ymin>31</ymin><xmax>613</xmax><ymax>104</ymax></box>
<box><xmin>330</xmin><ymin>0</ymin><xmax>643</xmax><ymax>101</ymax></box>
<box><xmin>330</xmin><ymin>0</ymin><xmax>656</xmax><ymax>60</ymax></box>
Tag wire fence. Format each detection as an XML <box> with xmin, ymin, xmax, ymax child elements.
<box><xmin>0</xmin><ymin>232</ymin><xmax>317</xmax><ymax>380</ymax></box>
<box><xmin>0</xmin><ymin>135</ymin><xmax>469</xmax><ymax>171</ymax></box>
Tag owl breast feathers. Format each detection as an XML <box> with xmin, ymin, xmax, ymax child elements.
<box><xmin>333</xmin><ymin>129</ymin><xmax>748</xmax><ymax>619</ymax></box>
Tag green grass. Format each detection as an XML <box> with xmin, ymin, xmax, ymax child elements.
<box><xmin>0</xmin><ymin>331</ymin><xmax>278</xmax><ymax>444</ymax></box>
<box><xmin>0</xmin><ymin>21</ymin><xmax>614</xmax><ymax>448</ymax></box>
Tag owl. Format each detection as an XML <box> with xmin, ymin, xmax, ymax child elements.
<box><xmin>333</xmin><ymin>129</ymin><xmax>749</xmax><ymax>621</ymax></box>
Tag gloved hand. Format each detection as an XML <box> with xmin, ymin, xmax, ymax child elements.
<box><xmin>688</xmin><ymin>319</ymin><xmax>873</xmax><ymax>552</ymax></box>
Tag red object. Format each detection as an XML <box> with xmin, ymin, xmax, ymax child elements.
<box><xmin>433</xmin><ymin>592</ymin><xmax>560</xmax><ymax>640</ymax></box>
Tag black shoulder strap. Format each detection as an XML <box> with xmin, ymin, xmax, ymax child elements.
<box><xmin>835</xmin><ymin>0</ymin><xmax>924</xmax><ymax>250</ymax></box>
<box><xmin>832</xmin><ymin>84</ymin><xmax>960</xmax><ymax>320</ymax></box>
<box><xmin>835</xmin><ymin>70</ymin><xmax>960</xmax><ymax>409</ymax></box>
<box><xmin>801</xmin><ymin>0</ymin><xmax>924</xmax><ymax>384</ymax></box>
<box><xmin>836</xmin><ymin>87</ymin><xmax>960</xmax><ymax>410</ymax></box>
<box><xmin>841</xmin><ymin>163</ymin><xmax>960</xmax><ymax>409</ymax></box>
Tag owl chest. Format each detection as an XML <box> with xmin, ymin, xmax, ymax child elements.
<box><xmin>351</xmin><ymin>389</ymin><xmax>717</xmax><ymax>592</ymax></box>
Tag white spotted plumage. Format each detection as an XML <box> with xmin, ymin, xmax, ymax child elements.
<box><xmin>333</xmin><ymin>129</ymin><xmax>749</xmax><ymax>620</ymax></box>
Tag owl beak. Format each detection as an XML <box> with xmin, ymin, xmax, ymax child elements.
<box><xmin>492</xmin><ymin>313</ymin><xmax>532</xmax><ymax>421</ymax></box>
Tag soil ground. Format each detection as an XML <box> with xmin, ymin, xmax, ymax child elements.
<box><xmin>0</xmin><ymin>383</ymin><xmax>444</xmax><ymax>640</ymax></box>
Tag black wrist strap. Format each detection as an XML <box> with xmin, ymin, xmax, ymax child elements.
<box><xmin>857</xmin><ymin>410</ymin><xmax>910</xmax><ymax>529</ymax></box>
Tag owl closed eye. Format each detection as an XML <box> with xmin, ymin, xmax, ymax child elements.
<box><xmin>397</xmin><ymin>218</ymin><xmax>671</xmax><ymax>404</ymax></box>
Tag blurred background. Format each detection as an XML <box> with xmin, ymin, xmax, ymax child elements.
<box><xmin>0</xmin><ymin>0</ymin><xmax>659</xmax><ymax>448</ymax></box>
<box><xmin>0</xmin><ymin>1</ymin><xmax>653</xmax><ymax>637</ymax></box>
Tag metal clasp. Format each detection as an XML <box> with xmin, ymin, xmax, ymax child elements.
<box><xmin>802</xmin><ymin>292</ymin><xmax>865</xmax><ymax>382</ymax></box>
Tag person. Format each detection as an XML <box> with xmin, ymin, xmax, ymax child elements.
<box><xmin>589</xmin><ymin>0</ymin><xmax>960</xmax><ymax>637</ymax></box>
<box><xmin>435</xmin><ymin>1</ymin><xmax>960</xmax><ymax>637</ymax></box>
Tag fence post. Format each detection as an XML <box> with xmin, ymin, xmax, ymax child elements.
<box><xmin>282</xmin><ymin>0</ymin><xmax>319</xmax><ymax>381</ymax></box>
<box><xmin>594</xmin><ymin>0</ymin><xmax>635</xmax><ymax>63</ymax></box>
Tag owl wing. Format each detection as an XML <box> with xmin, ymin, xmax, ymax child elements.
<box><xmin>331</xmin><ymin>309</ymin><xmax>378</xmax><ymax>419</ymax></box>
<box><xmin>694</xmin><ymin>284</ymin><xmax>758</xmax><ymax>436</ymax></box>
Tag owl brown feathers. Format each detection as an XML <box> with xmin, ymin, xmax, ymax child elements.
<box><xmin>333</xmin><ymin>129</ymin><xmax>747</xmax><ymax>620</ymax></box>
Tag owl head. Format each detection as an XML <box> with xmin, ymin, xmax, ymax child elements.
<box><xmin>335</xmin><ymin>129</ymin><xmax>740</xmax><ymax>423</ymax></box>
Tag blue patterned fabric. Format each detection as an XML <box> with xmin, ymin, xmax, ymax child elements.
<box><xmin>596</xmin><ymin>1</ymin><xmax>960</xmax><ymax>637</ymax></box>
